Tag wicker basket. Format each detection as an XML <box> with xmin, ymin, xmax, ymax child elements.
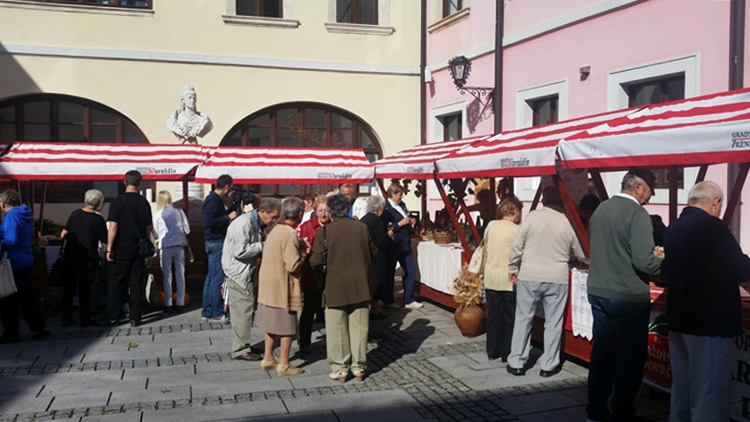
<box><xmin>432</xmin><ymin>231</ymin><xmax>454</xmax><ymax>244</ymax></box>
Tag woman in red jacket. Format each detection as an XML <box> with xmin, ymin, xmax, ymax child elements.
<box><xmin>296</xmin><ymin>195</ymin><xmax>330</xmax><ymax>353</ymax></box>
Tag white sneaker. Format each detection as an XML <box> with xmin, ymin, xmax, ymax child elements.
<box><xmin>405</xmin><ymin>301</ymin><xmax>424</xmax><ymax>309</ymax></box>
<box><xmin>383</xmin><ymin>303</ymin><xmax>401</xmax><ymax>310</ymax></box>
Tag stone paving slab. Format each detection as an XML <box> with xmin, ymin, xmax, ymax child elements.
<box><xmin>0</xmin><ymin>396</ymin><xmax>53</xmax><ymax>415</ymax></box>
<box><xmin>141</xmin><ymin>398</ymin><xmax>287</xmax><ymax>421</ymax></box>
<box><xmin>39</xmin><ymin>379</ymin><xmax>145</xmax><ymax>397</ymax></box>
<box><xmin>107</xmin><ymin>385</ymin><xmax>191</xmax><ymax>406</ymax></box>
<box><xmin>49</xmin><ymin>391</ymin><xmax>112</xmax><ymax>411</ymax></box>
<box><xmin>240</xmin><ymin>410</ymin><xmax>339</xmax><ymax>421</ymax></box>
<box><xmin>282</xmin><ymin>388</ymin><xmax>416</xmax><ymax>413</ymax></box>
<box><xmin>191</xmin><ymin>378</ymin><xmax>294</xmax><ymax>398</ymax></box>
<box><xmin>79</xmin><ymin>411</ymin><xmax>143</xmax><ymax>422</ymax></box>
<box><xmin>517</xmin><ymin>404</ymin><xmax>587</xmax><ymax>422</ymax></box>
<box><xmin>498</xmin><ymin>391</ymin><xmax>583</xmax><ymax>415</ymax></box>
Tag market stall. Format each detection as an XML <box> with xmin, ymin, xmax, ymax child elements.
<box><xmin>433</xmin><ymin>108</ymin><xmax>639</xmax><ymax>358</ymax></box>
<box><xmin>557</xmin><ymin>87</ymin><xmax>750</xmax><ymax>417</ymax></box>
<box><xmin>372</xmin><ymin>136</ymin><xmax>490</xmax><ymax>305</ymax></box>
<box><xmin>0</xmin><ymin>141</ymin><xmax>211</xmax><ymax>292</ymax></box>
<box><xmin>194</xmin><ymin>146</ymin><xmax>374</xmax><ymax>185</ymax></box>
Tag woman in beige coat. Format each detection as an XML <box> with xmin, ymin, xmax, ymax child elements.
<box><xmin>257</xmin><ymin>197</ymin><xmax>308</xmax><ymax>376</ymax></box>
<box><xmin>483</xmin><ymin>197</ymin><xmax>523</xmax><ymax>362</ymax></box>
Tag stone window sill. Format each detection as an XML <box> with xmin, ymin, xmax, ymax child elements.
<box><xmin>324</xmin><ymin>22</ymin><xmax>394</xmax><ymax>36</ymax></box>
<box><xmin>428</xmin><ymin>7</ymin><xmax>470</xmax><ymax>34</ymax></box>
<box><xmin>222</xmin><ymin>14</ymin><xmax>300</xmax><ymax>28</ymax></box>
<box><xmin>0</xmin><ymin>0</ymin><xmax>153</xmax><ymax>16</ymax></box>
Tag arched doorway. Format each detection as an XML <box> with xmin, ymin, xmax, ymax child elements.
<box><xmin>222</xmin><ymin>102</ymin><xmax>382</xmax><ymax>195</ymax></box>
<box><xmin>0</xmin><ymin>94</ymin><xmax>150</xmax><ymax>203</ymax></box>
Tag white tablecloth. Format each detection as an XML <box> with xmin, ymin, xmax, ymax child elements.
<box><xmin>570</xmin><ymin>268</ymin><xmax>593</xmax><ymax>340</ymax></box>
<box><xmin>415</xmin><ymin>240</ymin><xmax>463</xmax><ymax>295</ymax></box>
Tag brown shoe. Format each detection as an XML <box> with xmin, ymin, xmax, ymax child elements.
<box><xmin>234</xmin><ymin>352</ymin><xmax>263</xmax><ymax>361</ymax></box>
<box><xmin>260</xmin><ymin>359</ymin><xmax>278</xmax><ymax>371</ymax></box>
<box><xmin>276</xmin><ymin>364</ymin><xmax>304</xmax><ymax>376</ymax></box>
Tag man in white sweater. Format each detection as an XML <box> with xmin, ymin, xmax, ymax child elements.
<box><xmin>507</xmin><ymin>186</ymin><xmax>585</xmax><ymax>377</ymax></box>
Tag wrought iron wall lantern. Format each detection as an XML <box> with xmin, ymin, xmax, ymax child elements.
<box><xmin>448</xmin><ymin>55</ymin><xmax>494</xmax><ymax>108</ymax></box>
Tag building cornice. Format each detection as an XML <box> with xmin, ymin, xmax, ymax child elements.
<box><xmin>0</xmin><ymin>43</ymin><xmax>420</xmax><ymax>76</ymax></box>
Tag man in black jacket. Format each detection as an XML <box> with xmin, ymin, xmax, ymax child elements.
<box><xmin>202</xmin><ymin>175</ymin><xmax>237</xmax><ymax>322</ymax></box>
<box><xmin>101</xmin><ymin>170</ymin><xmax>152</xmax><ymax>327</ymax></box>
<box><xmin>663</xmin><ymin>181</ymin><xmax>750</xmax><ymax>422</ymax></box>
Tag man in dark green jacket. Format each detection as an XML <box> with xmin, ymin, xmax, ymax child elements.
<box><xmin>586</xmin><ymin>168</ymin><xmax>662</xmax><ymax>422</ymax></box>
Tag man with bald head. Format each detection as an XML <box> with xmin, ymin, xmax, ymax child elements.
<box><xmin>663</xmin><ymin>181</ymin><xmax>750</xmax><ymax>422</ymax></box>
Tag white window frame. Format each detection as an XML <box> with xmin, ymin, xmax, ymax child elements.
<box><xmin>515</xmin><ymin>79</ymin><xmax>568</xmax><ymax>129</ymax></box>
<box><xmin>325</xmin><ymin>0</ymin><xmax>395</xmax><ymax>35</ymax></box>
<box><xmin>223</xmin><ymin>0</ymin><xmax>300</xmax><ymax>28</ymax></box>
<box><xmin>604</xmin><ymin>55</ymin><xmax>698</xmax><ymax>205</ymax></box>
<box><xmin>425</xmin><ymin>101</ymin><xmax>468</xmax><ymax>198</ymax></box>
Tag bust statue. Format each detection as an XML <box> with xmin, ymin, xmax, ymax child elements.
<box><xmin>166</xmin><ymin>85</ymin><xmax>213</xmax><ymax>144</ymax></box>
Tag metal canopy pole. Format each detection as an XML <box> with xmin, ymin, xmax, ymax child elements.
<box><xmin>723</xmin><ymin>162</ymin><xmax>750</xmax><ymax>225</ymax></box>
<box><xmin>668</xmin><ymin>166</ymin><xmax>679</xmax><ymax>223</ymax></box>
<box><xmin>695</xmin><ymin>165</ymin><xmax>709</xmax><ymax>184</ymax></box>
<box><xmin>182</xmin><ymin>177</ymin><xmax>189</xmax><ymax>214</ymax></box>
<box><xmin>589</xmin><ymin>169</ymin><xmax>609</xmax><ymax>201</ymax></box>
<box><xmin>530</xmin><ymin>181</ymin><xmax>543</xmax><ymax>211</ymax></box>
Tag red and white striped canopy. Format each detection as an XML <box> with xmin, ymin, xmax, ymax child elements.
<box><xmin>559</xmin><ymin>87</ymin><xmax>750</xmax><ymax>170</ymax></box>
<box><xmin>194</xmin><ymin>147</ymin><xmax>374</xmax><ymax>184</ymax></box>
<box><xmin>435</xmin><ymin>109</ymin><xmax>635</xmax><ymax>179</ymax></box>
<box><xmin>373</xmin><ymin>136</ymin><xmax>490</xmax><ymax>180</ymax></box>
<box><xmin>0</xmin><ymin>142</ymin><xmax>206</xmax><ymax>181</ymax></box>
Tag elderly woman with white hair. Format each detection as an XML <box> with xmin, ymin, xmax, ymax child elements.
<box><xmin>359</xmin><ymin>195</ymin><xmax>393</xmax><ymax>320</ymax></box>
<box><xmin>257</xmin><ymin>197</ymin><xmax>308</xmax><ymax>376</ymax></box>
<box><xmin>60</xmin><ymin>189</ymin><xmax>108</xmax><ymax>327</ymax></box>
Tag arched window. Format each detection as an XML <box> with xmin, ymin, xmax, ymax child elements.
<box><xmin>0</xmin><ymin>94</ymin><xmax>149</xmax><ymax>203</ymax></box>
<box><xmin>222</xmin><ymin>102</ymin><xmax>382</xmax><ymax>195</ymax></box>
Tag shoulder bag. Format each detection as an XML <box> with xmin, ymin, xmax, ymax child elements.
<box><xmin>315</xmin><ymin>226</ymin><xmax>327</xmax><ymax>289</ymax></box>
<box><xmin>179</xmin><ymin>209</ymin><xmax>194</xmax><ymax>263</ymax></box>
<box><xmin>126</xmin><ymin>199</ymin><xmax>155</xmax><ymax>259</ymax></box>
<box><xmin>468</xmin><ymin>234</ymin><xmax>487</xmax><ymax>276</ymax></box>
<box><xmin>0</xmin><ymin>251</ymin><xmax>16</xmax><ymax>299</ymax></box>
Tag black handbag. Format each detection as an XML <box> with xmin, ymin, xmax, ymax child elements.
<box><xmin>315</xmin><ymin>226</ymin><xmax>327</xmax><ymax>289</ymax></box>
<box><xmin>126</xmin><ymin>199</ymin><xmax>155</xmax><ymax>259</ymax></box>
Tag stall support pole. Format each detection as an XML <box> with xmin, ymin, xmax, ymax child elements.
<box><xmin>29</xmin><ymin>181</ymin><xmax>35</xmax><ymax>222</ymax></box>
<box><xmin>530</xmin><ymin>182</ymin><xmax>543</xmax><ymax>211</ymax></box>
<box><xmin>669</xmin><ymin>166</ymin><xmax>679</xmax><ymax>223</ymax></box>
<box><xmin>376</xmin><ymin>178</ymin><xmax>387</xmax><ymax>197</ymax></box>
<box><xmin>723</xmin><ymin>162</ymin><xmax>750</xmax><ymax>225</ymax></box>
<box><xmin>182</xmin><ymin>178</ymin><xmax>189</xmax><ymax>214</ymax></box>
<box><xmin>695</xmin><ymin>165</ymin><xmax>709</xmax><ymax>184</ymax></box>
<box><xmin>433</xmin><ymin>174</ymin><xmax>471</xmax><ymax>258</ymax></box>
<box><xmin>450</xmin><ymin>179</ymin><xmax>483</xmax><ymax>244</ymax></box>
<box><xmin>554</xmin><ymin>174</ymin><xmax>590</xmax><ymax>255</ymax></box>
<box><xmin>38</xmin><ymin>181</ymin><xmax>48</xmax><ymax>236</ymax></box>
<box><xmin>489</xmin><ymin>178</ymin><xmax>497</xmax><ymax>208</ymax></box>
<box><xmin>589</xmin><ymin>169</ymin><xmax>609</xmax><ymax>200</ymax></box>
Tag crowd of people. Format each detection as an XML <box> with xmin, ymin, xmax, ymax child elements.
<box><xmin>2</xmin><ymin>167</ymin><xmax>749</xmax><ymax>419</ymax></box>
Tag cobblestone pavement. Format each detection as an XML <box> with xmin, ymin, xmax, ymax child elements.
<box><xmin>0</xmin><ymin>302</ymin><xmax>671</xmax><ymax>422</ymax></box>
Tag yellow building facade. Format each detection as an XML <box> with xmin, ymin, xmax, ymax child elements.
<box><xmin>0</xmin><ymin>0</ymin><xmax>422</xmax><ymax>221</ymax></box>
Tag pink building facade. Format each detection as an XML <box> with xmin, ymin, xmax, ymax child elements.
<box><xmin>424</xmin><ymin>0</ymin><xmax>750</xmax><ymax>249</ymax></box>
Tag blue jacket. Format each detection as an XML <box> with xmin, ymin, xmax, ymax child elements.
<box><xmin>664</xmin><ymin>206</ymin><xmax>750</xmax><ymax>337</ymax></box>
<box><xmin>203</xmin><ymin>191</ymin><xmax>231</xmax><ymax>242</ymax></box>
<box><xmin>0</xmin><ymin>205</ymin><xmax>34</xmax><ymax>268</ymax></box>
<box><xmin>383</xmin><ymin>200</ymin><xmax>411</xmax><ymax>252</ymax></box>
